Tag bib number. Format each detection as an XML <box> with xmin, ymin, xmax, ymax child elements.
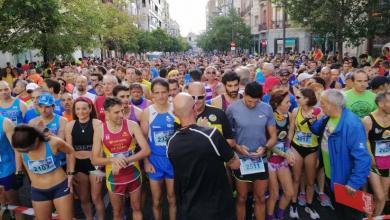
<box><xmin>28</xmin><ymin>156</ymin><xmax>56</xmax><ymax>174</ymax></box>
<box><xmin>295</xmin><ymin>131</ymin><xmax>312</xmax><ymax>146</ymax></box>
<box><xmin>111</xmin><ymin>151</ymin><xmax>133</xmax><ymax>166</ymax></box>
<box><xmin>153</xmin><ymin>130</ymin><xmax>172</xmax><ymax>147</ymax></box>
<box><xmin>375</xmin><ymin>140</ymin><xmax>390</xmax><ymax>157</ymax></box>
<box><xmin>240</xmin><ymin>157</ymin><xmax>265</xmax><ymax>175</ymax></box>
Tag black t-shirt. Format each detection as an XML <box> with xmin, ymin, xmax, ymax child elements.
<box><xmin>167</xmin><ymin>124</ymin><xmax>235</xmax><ymax>220</ymax></box>
<box><xmin>197</xmin><ymin>105</ymin><xmax>234</xmax><ymax>140</ymax></box>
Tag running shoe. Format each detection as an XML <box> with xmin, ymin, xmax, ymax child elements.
<box><xmin>289</xmin><ymin>206</ymin><xmax>299</xmax><ymax>219</ymax></box>
<box><xmin>298</xmin><ymin>192</ymin><xmax>306</xmax><ymax>206</ymax></box>
<box><xmin>305</xmin><ymin>206</ymin><xmax>320</xmax><ymax>219</ymax></box>
<box><xmin>317</xmin><ymin>193</ymin><xmax>334</xmax><ymax>210</ymax></box>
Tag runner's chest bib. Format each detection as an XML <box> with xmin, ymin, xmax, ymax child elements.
<box><xmin>293</xmin><ymin>108</ymin><xmax>318</xmax><ymax>147</ymax></box>
<box><xmin>368</xmin><ymin>114</ymin><xmax>390</xmax><ymax>169</ymax></box>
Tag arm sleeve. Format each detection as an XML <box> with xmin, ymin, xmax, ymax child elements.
<box><xmin>346</xmin><ymin>121</ymin><xmax>371</xmax><ymax>190</ymax></box>
<box><xmin>211</xmin><ymin>129</ymin><xmax>234</xmax><ymax>162</ymax></box>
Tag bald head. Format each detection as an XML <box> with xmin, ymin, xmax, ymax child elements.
<box><xmin>173</xmin><ymin>93</ymin><xmax>195</xmax><ymax>119</ymax></box>
<box><xmin>187</xmin><ymin>82</ymin><xmax>205</xmax><ymax>95</ymax></box>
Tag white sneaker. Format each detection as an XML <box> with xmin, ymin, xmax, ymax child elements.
<box><xmin>289</xmin><ymin>206</ymin><xmax>299</xmax><ymax>219</ymax></box>
<box><xmin>305</xmin><ymin>206</ymin><xmax>320</xmax><ymax>219</ymax></box>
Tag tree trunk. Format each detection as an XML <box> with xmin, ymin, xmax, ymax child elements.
<box><xmin>337</xmin><ymin>38</ymin><xmax>343</xmax><ymax>63</ymax></box>
<box><xmin>366</xmin><ymin>36</ymin><xmax>373</xmax><ymax>55</ymax></box>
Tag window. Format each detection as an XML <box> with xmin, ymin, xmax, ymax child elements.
<box><xmin>155</xmin><ymin>5</ymin><xmax>158</xmax><ymax>12</ymax></box>
<box><xmin>142</xmin><ymin>0</ymin><xmax>146</xmax><ymax>7</ymax></box>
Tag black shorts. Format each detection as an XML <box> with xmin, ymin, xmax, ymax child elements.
<box><xmin>371</xmin><ymin>167</ymin><xmax>390</xmax><ymax>177</ymax></box>
<box><xmin>232</xmin><ymin>163</ymin><xmax>269</xmax><ymax>182</ymax></box>
<box><xmin>292</xmin><ymin>142</ymin><xmax>318</xmax><ymax>158</ymax></box>
<box><xmin>31</xmin><ymin>179</ymin><xmax>70</xmax><ymax>202</ymax></box>
<box><xmin>75</xmin><ymin>158</ymin><xmax>95</xmax><ymax>175</ymax></box>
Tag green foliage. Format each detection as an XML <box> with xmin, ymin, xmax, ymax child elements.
<box><xmin>137</xmin><ymin>28</ymin><xmax>189</xmax><ymax>53</ymax></box>
<box><xmin>197</xmin><ymin>9</ymin><xmax>251</xmax><ymax>52</ymax></box>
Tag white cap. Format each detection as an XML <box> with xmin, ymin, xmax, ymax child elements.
<box><xmin>26</xmin><ymin>83</ymin><xmax>39</xmax><ymax>91</ymax></box>
<box><xmin>297</xmin><ymin>72</ymin><xmax>313</xmax><ymax>82</ymax></box>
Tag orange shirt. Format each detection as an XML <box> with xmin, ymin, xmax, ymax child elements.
<box><xmin>27</xmin><ymin>73</ymin><xmax>44</xmax><ymax>86</ymax></box>
<box><xmin>62</xmin><ymin>112</ymin><xmax>73</xmax><ymax>122</ymax></box>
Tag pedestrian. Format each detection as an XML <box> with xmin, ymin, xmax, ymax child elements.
<box><xmin>362</xmin><ymin>91</ymin><xmax>389</xmax><ymax>216</ymax></box>
<box><xmin>0</xmin><ymin>81</ymin><xmax>27</xmax><ymax>125</ymax></box>
<box><xmin>167</xmin><ymin>92</ymin><xmax>240</xmax><ymax>220</ymax></box>
<box><xmin>226</xmin><ymin>81</ymin><xmax>277</xmax><ymax>220</ymax></box>
<box><xmin>311</xmin><ymin>89</ymin><xmax>371</xmax><ymax>220</ymax></box>
<box><xmin>13</xmin><ymin>124</ymin><xmax>76</xmax><ymax>220</ymax></box>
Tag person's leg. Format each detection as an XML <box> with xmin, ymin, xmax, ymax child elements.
<box><xmin>369</xmin><ymin>172</ymin><xmax>386</xmax><ymax>216</ymax></box>
<box><xmin>277</xmin><ymin>166</ymin><xmax>294</xmax><ymax>211</ymax></box>
<box><xmin>75</xmin><ymin>172</ymin><xmax>93</xmax><ymax>220</ymax></box>
<box><xmin>130</xmin><ymin>187</ymin><xmax>142</xmax><ymax>220</ymax></box>
<box><xmin>108</xmin><ymin>191</ymin><xmax>124</xmax><ymax>220</ymax></box>
<box><xmin>304</xmin><ymin>152</ymin><xmax>317</xmax><ymax>205</ymax></box>
<box><xmin>380</xmin><ymin>175</ymin><xmax>389</xmax><ymax>202</ymax></box>
<box><xmin>291</xmin><ymin>148</ymin><xmax>303</xmax><ymax>204</ymax></box>
<box><xmin>32</xmin><ymin>200</ymin><xmax>54</xmax><ymax>220</ymax></box>
<box><xmin>53</xmin><ymin>194</ymin><xmax>74</xmax><ymax>220</ymax></box>
<box><xmin>253</xmin><ymin>179</ymin><xmax>268</xmax><ymax>220</ymax></box>
<box><xmin>235</xmin><ymin>180</ymin><xmax>249</xmax><ymax>220</ymax></box>
<box><xmin>265</xmin><ymin>169</ymin><xmax>278</xmax><ymax>218</ymax></box>
<box><xmin>165</xmin><ymin>179</ymin><xmax>176</xmax><ymax>220</ymax></box>
<box><xmin>89</xmin><ymin>174</ymin><xmax>105</xmax><ymax>220</ymax></box>
<box><xmin>149</xmin><ymin>179</ymin><xmax>164</xmax><ymax>220</ymax></box>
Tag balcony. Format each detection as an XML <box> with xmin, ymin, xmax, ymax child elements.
<box><xmin>258</xmin><ymin>24</ymin><xmax>267</xmax><ymax>31</ymax></box>
<box><xmin>272</xmin><ymin>20</ymin><xmax>290</xmax><ymax>29</ymax></box>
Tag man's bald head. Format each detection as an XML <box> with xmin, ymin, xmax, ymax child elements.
<box><xmin>173</xmin><ymin>93</ymin><xmax>195</xmax><ymax>119</ymax></box>
<box><xmin>187</xmin><ymin>82</ymin><xmax>205</xmax><ymax>95</ymax></box>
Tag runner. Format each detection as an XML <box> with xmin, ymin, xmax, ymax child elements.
<box><xmin>362</xmin><ymin>92</ymin><xmax>390</xmax><ymax>216</ymax></box>
<box><xmin>140</xmin><ymin>78</ymin><xmax>176</xmax><ymax>220</ymax></box>
<box><xmin>73</xmin><ymin>75</ymin><xmax>96</xmax><ymax>103</ymax></box>
<box><xmin>61</xmin><ymin>92</ymin><xmax>74</xmax><ymax>122</ymax></box>
<box><xmin>95</xmin><ymin>74</ymin><xmax>119</xmax><ymax>122</ymax></box>
<box><xmin>0</xmin><ymin>115</ymin><xmax>20</xmax><ymax>213</ymax></box>
<box><xmin>92</xmin><ymin>97</ymin><xmax>150</xmax><ymax>220</ymax></box>
<box><xmin>113</xmin><ymin>85</ymin><xmax>142</xmax><ymax>123</ymax></box>
<box><xmin>13</xmin><ymin>125</ymin><xmax>76</xmax><ymax>220</ymax></box>
<box><xmin>65</xmin><ymin>97</ymin><xmax>105</xmax><ymax>220</ymax></box>
<box><xmin>45</xmin><ymin>79</ymin><xmax>64</xmax><ymax>115</ymax></box>
<box><xmin>211</xmin><ymin>71</ymin><xmax>242</xmax><ymax>111</ymax></box>
<box><xmin>266</xmin><ymin>89</ymin><xmax>295</xmax><ymax>220</ymax></box>
<box><xmin>204</xmin><ymin>66</ymin><xmax>223</xmax><ymax>100</ymax></box>
<box><xmin>0</xmin><ymin>81</ymin><xmax>27</xmax><ymax>125</ymax></box>
<box><xmin>226</xmin><ymin>82</ymin><xmax>277</xmax><ymax>220</ymax></box>
<box><xmin>130</xmin><ymin>83</ymin><xmax>152</xmax><ymax>110</ymax></box>
<box><xmin>168</xmin><ymin>79</ymin><xmax>180</xmax><ymax>100</ymax></box>
<box><xmin>290</xmin><ymin>88</ymin><xmax>321</xmax><ymax>219</ymax></box>
<box><xmin>23</xmin><ymin>88</ymin><xmax>43</xmax><ymax>123</ymax></box>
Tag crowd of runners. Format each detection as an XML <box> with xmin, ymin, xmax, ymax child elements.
<box><xmin>0</xmin><ymin>49</ymin><xmax>389</xmax><ymax>220</ymax></box>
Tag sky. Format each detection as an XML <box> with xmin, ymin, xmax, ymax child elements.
<box><xmin>167</xmin><ymin>0</ymin><xmax>208</xmax><ymax>37</ymax></box>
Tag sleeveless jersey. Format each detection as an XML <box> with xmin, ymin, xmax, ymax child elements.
<box><xmin>368</xmin><ymin>114</ymin><xmax>389</xmax><ymax>169</ymax></box>
<box><xmin>72</xmin><ymin>119</ymin><xmax>93</xmax><ymax>152</ymax></box>
<box><xmin>46</xmin><ymin>114</ymin><xmax>61</xmax><ymax>135</ymax></box>
<box><xmin>148</xmin><ymin>104</ymin><xmax>175</xmax><ymax>156</ymax></box>
<box><xmin>95</xmin><ymin>96</ymin><xmax>106</xmax><ymax>122</ymax></box>
<box><xmin>102</xmin><ymin>120</ymin><xmax>140</xmax><ymax>184</ymax></box>
<box><xmin>292</xmin><ymin>108</ymin><xmax>318</xmax><ymax>148</ymax></box>
<box><xmin>128</xmin><ymin>105</ymin><xmax>139</xmax><ymax>124</ymax></box>
<box><xmin>0</xmin><ymin>115</ymin><xmax>16</xmax><ymax>178</ymax></box>
<box><xmin>0</xmin><ymin>98</ymin><xmax>24</xmax><ymax>125</ymax></box>
<box><xmin>221</xmin><ymin>94</ymin><xmax>242</xmax><ymax>111</ymax></box>
<box><xmin>21</xmin><ymin>142</ymin><xmax>61</xmax><ymax>175</ymax></box>
<box><xmin>269</xmin><ymin>113</ymin><xmax>290</xmax><ymax>164</ymax></box>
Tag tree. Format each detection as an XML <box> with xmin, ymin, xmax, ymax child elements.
<box><xmin>197</xmin><ymin>9</ymin><xmax>251</xmax><ymax>52</ymax></box>
<box><xmin>275</xmin><ymin>0</ymin><xmax>390</xmax><ymax>61</ymax></box>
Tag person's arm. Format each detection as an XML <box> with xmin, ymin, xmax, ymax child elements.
<box><xmin>54</xmin><ymin>137</ymin><xmax>76</xmax><ymax>174</ymax></box>
<box><xmin>19</xmin><ymin>100</ymin><xmax>28</xmax><ymax>118</ymax></box>
<box><xmin>127</xmin><ymin>120</ymin><xmax>151</xmax><ymax>164</ymax></box>
<box><xmin>3</xmin><ymin>118</ymin><xmax>22</xmax><ymax>172</ymax></box>
<box><xmin>64</xmin><ymin>121</ymin><xmax>75</xmax><ymax>148</ymax></box>
<box><xmin>57</xmin><ymin>116</ymin><xmax>67</xmax><ymax>140</ymax></box>
<box><xmin>212</xmin><ymin>128</ymin><xmax>240</xmax><ymax>170</ymax></box>
<box><xmin>362</xmin><ymin>116</ymin><xmax>375</xmax><ymax>167</ymax></box>
<box><xmin>140</xmin><ymin>108</ymin><xmax>154</xmax><ymax>172</ymax></box>
<box><xmin>91</xmin><ymin>121</ymin><xmax>114</xmax><ymax>166</ymax></box>
<box><xmin>288</xmin><ymin>108</ymin><xmax>298</xmax><ymax>141</ymax></box>
<box><xmin>346</xmin><ymin>120</ymin><xmax>371</xmax><ymax>191</ymax></box>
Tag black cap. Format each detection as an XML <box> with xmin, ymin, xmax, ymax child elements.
<box><xmin>369</xmin><ymin>76</ymin><xmax>389</xmax><ymax>90</ymax></box>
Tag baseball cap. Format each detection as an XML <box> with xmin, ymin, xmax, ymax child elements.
<box><xmin>297</xmin><ymin>72</ymin><xmax>313</xmax><ymax>82</ymax></box>
<box><xmin>37</xmin><ymin>93</ymin><xmax>55</xmax><ymax>107</ymax></box>
<box><xmin>26</xmin><ymin>83</ymin><xmax>39</xmax><ymax>92</ymax></box>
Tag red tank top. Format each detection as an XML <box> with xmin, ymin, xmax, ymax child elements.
<box><xmin>102</xmin><ymin>120</ymin><xmax>140</xmax><ymax>184</ymax></box>
<box><xmin>95</xmin><ymin>96</ymin><xmax>106</xmax><ymax>122</ymax></box>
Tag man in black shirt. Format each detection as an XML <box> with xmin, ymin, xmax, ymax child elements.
<box><xmin>167</xmin><ymin>93</ymin><xmax>240</xmax><ymax>220</ymax></box>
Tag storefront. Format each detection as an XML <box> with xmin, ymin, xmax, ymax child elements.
<box><xmin>274</xmin><ymin>38</ymin><xmax>299</xmax><ymax>54</ymax></box>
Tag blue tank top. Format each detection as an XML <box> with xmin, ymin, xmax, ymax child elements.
<box><xmin>148</xmin><ymin>104</ymin><xmax>175</xmax><ymax>156</ymax></box>
<box><xmin>0</xmin><ymin>115</ymin><xmax>16</xmax><ymax>178</ymax></box>
<box><xmin>22</xmin><ymin>142</ymin><xmax>61</xmax><ymax>175</ymax></box>
<box><xmin>46</xmin><ymin>114</ymin><xmax>61</xmax><ymax>135</ymax></box>
<box><xmin>24</xmin><ymin>108</ymin><xmax>40</xmax><ymax>123</ymax></box>
<box><xmin>54</xmin><ymin>98</ymin><xmax>63</xmax><ymax>115</ymax></box>
<box><xmin>0</xmin><ymin>98</ymin><xmax>24</xmax><ymax>125</ymax></box>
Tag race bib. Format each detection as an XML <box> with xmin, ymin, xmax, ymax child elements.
<box><xmin>240</xmin><ymin>157</ymin><xmax>265</xmax><ymax>175</ymax></box>
<box><xmin>375</xmin><ymin>140</ymin><xmax>390</xmax><ymax>157</ymax></box>
<box><xmin>153</xmin><ymin>130</ymin><xmax>172</xmax><ymax>147</ymax></box>
<box><xmin>275</xmin><ymin>142</ymin><xmax>286</xmax><ymax>153</ymax></box>
<box><xmin>295</xmin><ymin>131</ymin><xmax>312</xmax><ymax>146</ymax></box>
<box><xmin>28</xmin><ymin>156</ymin><xmax>56</xmax><ymax>174</ymax></box>
<box><xmin>111</xmin><ymin>151</ymin><xmax>134</xmax><ymax>166</ymax></box>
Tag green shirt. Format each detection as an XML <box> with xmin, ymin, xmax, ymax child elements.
<box><xmin>344</xmin><ymin>89</ymin><xmax>377</xmax><ymax>118</ymax></box>
<box><xmin>321</xmin><ymin>117</ymin><xmax>340</xmax><ymax>178</ymax></box>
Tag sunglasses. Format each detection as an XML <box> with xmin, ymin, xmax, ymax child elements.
<box><xmin>192</xmin><ymin>95</ymin><xmax>205</xmax><ymax>101</ymax></box>
<box><xmin>295</xmin><ymin>96</ymin><xmax>302</xmax><ymax>99</ymax></box>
